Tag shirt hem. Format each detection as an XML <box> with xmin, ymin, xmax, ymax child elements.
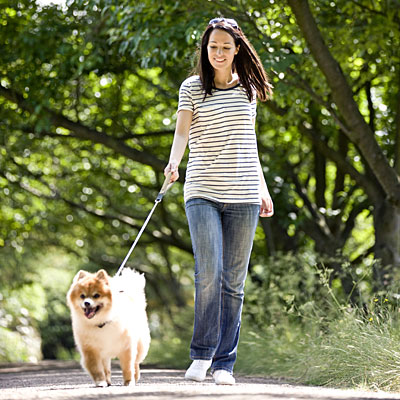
<box><xmin>184</xmin><ymin>194</ymin><xmax>261</xmax><ymax>205</ymax></box>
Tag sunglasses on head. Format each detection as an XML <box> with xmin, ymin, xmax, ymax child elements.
<box><xmin>208</xmin><ymin>18</ymin><xmax>239</xmax><ymax>29</ymax></box>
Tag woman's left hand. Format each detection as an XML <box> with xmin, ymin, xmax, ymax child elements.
<box><xmin>260</xmin><ymin>191</ymin><xmax>274</xmax><ymax>217</ymax></box>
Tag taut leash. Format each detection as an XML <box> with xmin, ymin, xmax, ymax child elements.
<box><xmin>115</xmin><ymin>172</ymin><xmax>174</xmax><ymax>277</ymax></box>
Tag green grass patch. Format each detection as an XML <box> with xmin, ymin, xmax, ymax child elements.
<box><xmin>237</xmin><ymin>305</ymin><xmax>400</xmax><ymax>391</ymax></box>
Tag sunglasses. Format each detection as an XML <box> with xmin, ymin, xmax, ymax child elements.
<box><xmin>208</xmin><ymin>18</ymin><xmax>239</xmax><ymax>29</ymax></box>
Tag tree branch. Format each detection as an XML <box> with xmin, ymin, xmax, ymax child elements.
<box><xmin>3</xmin><ymin>155</ymin><xmax>192</xmax><ymax>254</ymax></box>
<box><xmin>365</xmin><ymin>81</ymin><xmax>375</xmax><ymax>132</ymax></box>
<box><xmin>287</xmin><ymin>163</ymin><xmax>332</xmax><ymax>238</ymax></box>
<box><xmin>285</xmin><ymin>68</ymin><xmax>352</xmax><ymax>136</ymax></box>
<box><xmin>287</xmin><ymin>0</ymin><xmax>400</xmax><ymax>205</ymax></box>
<box><xmin>349</xmin><ymin>0</ymin><xmax>386</xmax><ymax>17</ymax></box>
<box><xmin>0</xmin><ymin>85</ymin><xmax>166</xmax><ymax>172</ymax></box>
<box><xmin>300</xmin><ymin>123</ymin><xmax>382</xmax><ymax>204</ymax></box>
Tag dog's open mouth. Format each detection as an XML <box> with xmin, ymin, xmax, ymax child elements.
<box><xmin>84</xmin><ymin>304</ymin><xmax>102</xmax><ymax>319</ymax></box>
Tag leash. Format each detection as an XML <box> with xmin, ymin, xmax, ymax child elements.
<box><xmin>115</xmin><ymin>172</ymin><xmax>174</xmax><ymax>277</ymax></box>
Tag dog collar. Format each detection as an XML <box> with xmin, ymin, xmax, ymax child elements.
<box><xmin>97</xmin><ymin>320</ymin><xmax>112</xmax><ymax>328</ymax></box>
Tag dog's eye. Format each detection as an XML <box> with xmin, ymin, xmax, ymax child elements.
<box><xmin>80</xmin><ymin>294</ymin><xmax>85</xmax><ymax>299</ymax></box>
<box><xmin>93</xmin><ymin>293</ymin><xmax>100</xmax><ymax>299</ymax></box>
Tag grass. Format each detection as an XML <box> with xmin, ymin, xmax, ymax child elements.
<box><xmin>297</xmin><ymin>309</ymin><xmax>400</xmax><ymax>390</ymax></box>
<box><xmin>235</xmin><ymin>297</ymin><xmax>400</xmax><ymax>392</ymax></box>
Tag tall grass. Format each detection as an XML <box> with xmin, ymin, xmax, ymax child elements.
<box><xmin>237</xmin><ymin>305</ymin><xmax>400</xmax><ymax>391</ymax></box>
<box><xmin>302</xmin><ymin>310</ymin><xmax>400</xmax><ymax>390</ymax></box>
<box><xmin>236</xmin><ymin>259</ymin><xmax>400</xmax><ymax>392</ymax></box>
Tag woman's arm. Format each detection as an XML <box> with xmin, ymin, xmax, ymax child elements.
<box><xmin>164</xmin><ymin>110</ymin><xmax>193</xmax><ymax>182</ymax></box>
<box><xmin>257</xmin><ymin>160</ymin><xmax>274</xmax><ymax>217</ymax></box>
<box><xmin>252</xmin><ymin>117</ymin><xmax>274</xmax><ymax>218</ymax></box>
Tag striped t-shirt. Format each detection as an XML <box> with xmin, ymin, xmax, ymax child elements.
<box><xmin>178</xmin><ymin>75</ymin><xmax>261</xmax><ymax>205</ymax></box>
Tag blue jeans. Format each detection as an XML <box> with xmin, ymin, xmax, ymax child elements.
<box><xmin>185</xmin><ymin>198</ymin><xmax>260</xmax><ymax>373</ymax></box>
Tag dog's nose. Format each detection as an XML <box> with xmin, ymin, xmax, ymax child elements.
<box><xmin>84</xmin><ymin>300</ymin><xmax>92</xmax><ymax>307</ymax></box>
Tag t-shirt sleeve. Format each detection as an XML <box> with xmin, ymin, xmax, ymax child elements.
<box><xmin>177</xmin><ymin>79</ymin><xmax>194</xmax><ymax>113</ymax></box>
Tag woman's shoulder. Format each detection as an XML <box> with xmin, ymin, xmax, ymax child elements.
<box><xmin>181</xmin><ymin>75</ymin><xmax>202</xmax><ymax>89</ymax></box>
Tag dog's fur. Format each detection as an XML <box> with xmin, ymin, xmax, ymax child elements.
<box><xmin>66</xmin><ymin>268</ymin><xmax>150</xmax><ymax>387</ymax></box>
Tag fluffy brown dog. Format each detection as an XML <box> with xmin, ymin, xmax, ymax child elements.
<box><xmin>67</xmin><ymin>268</ymin><xmax>150</xmax><ymax>387</ymax></box>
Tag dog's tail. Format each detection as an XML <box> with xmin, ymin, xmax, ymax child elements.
<box><xmin>111</xmin><ymin>268</ymin><xmax>146</xmax><ymax>306</ymax></box>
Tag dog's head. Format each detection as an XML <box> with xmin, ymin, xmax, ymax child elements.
<box><xmin>67</xmin><ymin>269</ymin><xmax>112</xmax><ymax>320</ymax></box>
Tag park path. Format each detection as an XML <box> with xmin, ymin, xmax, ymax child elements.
<box><xmin>1</xmin><ymin>360</ymin><xmax>400</xmax><ymax>400</ymax></box>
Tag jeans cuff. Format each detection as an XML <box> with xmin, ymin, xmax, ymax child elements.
<box><xmin>210</xmin><ymin>366</ymin><xmax>233</xmax><ymax>374</ymax></box>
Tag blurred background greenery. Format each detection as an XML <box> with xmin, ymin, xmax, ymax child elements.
<box><xmin>1</xmin><ymin>0</ymin><xmax>400</xmax><ymax>391</ymax></box>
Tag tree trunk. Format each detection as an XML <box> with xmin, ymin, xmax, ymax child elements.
<box><xmin>287</xmin><ymin>0</ymin><xmax>400</xmax><ymax>274</ymax></box>
<box><xmin>373</xmin><ymin>201</ymin><xmax>400</xmax><ymax>288</ymax></box>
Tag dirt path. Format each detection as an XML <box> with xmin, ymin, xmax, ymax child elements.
<box><xmin>1</xmin><ymin>361</ymin><xmax>400</xmax><ymax>400</ymax></box>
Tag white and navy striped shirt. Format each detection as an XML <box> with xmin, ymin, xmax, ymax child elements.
<box><xmin>178</xmin><ymin>75</ymin><xmax>261</xmax><ymax>204</ymax></box>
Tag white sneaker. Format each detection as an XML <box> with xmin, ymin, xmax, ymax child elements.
<box><xmin>213</xmin><ymin>369</ymin><xmax>236</xmax><ymax>385</ymax></box>
<box><xmin>184</xmin><ymin>359</ymin><xmax>212</xmax><ymax>382</ymax></box>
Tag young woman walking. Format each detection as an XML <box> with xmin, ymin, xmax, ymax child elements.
<box><xmin>164</xmin><ymin>17</ymin><xmax>274</xmax><ymax>385</ymax></box>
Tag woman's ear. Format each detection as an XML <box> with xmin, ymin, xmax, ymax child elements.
<box><xmin>235</xmin><ymin>45</ymin><xmax>240</xmax><ymax>55</ymax></box>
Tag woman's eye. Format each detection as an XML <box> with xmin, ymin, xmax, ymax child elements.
<box><xmin>93</xmin><ymin>293</ymin><xmax>100</xmax><ymax>299</ymax></box>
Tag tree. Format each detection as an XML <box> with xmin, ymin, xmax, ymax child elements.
<box><xmin>0</xmin><ymin>0</ymin><xmax>193</xmax><ymax>308</ymax></box>
<box><xmin>286</xmin><ymin>0</ymin><xmax>400</xmax><ymax>284</ymax></box>
<box><xmin>1</xmin><ymin>0</ymin><xmax>399</xmax><ymax>304</ymax></box>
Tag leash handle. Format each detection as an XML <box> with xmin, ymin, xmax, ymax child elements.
<box><xmin>156</xmin><ymin>171</ymin><xmax>174</xmax><ymax>202</ymax></box>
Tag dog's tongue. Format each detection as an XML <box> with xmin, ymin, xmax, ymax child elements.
<box><xmin>85</xmin><ymin>308</ymin><xmax>96</xmax><ymax>319</ymax></box>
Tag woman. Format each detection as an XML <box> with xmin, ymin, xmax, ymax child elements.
<box><xmin>164</xmin><ymin>17</ymin><xmax>274</xmax><ymax>385</ymax></box>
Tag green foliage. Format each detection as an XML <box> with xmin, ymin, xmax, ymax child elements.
<box><xmin>1</xmin><ymin>0</ymin><xmax>396</xmax><ymax>297</ymax></box>
<box><xmin>1</xmin><ymin>2</ymin><xmax>400</xmax><ymax>391</ymax></box>
<box><xmin>0</xmin><ymin>283</ymin><xmax>46</xmax><ymax>362</ymax></box>
<box><xmin>0</xmin><ymin>327</ymin><xmax>40</xmax><ymax>363</ymax></box>
<box><xmin>145</xmin><ymin>306</ymin><xmax>194</xmax><ymax>369</ymax></box>
<box><xmin>37</xmin><ymin>253</ymin><xmax>78</xmax><ymax>360</ymax></box>
<box><xmin>246</xmin><ymin>251</ymin><xmax>322</xmax><ymax>328</ymax></box>
<box><xmin>0</xmin><ymin>250</ymin><xmax>79</xmax><ymax>362</ymax></box>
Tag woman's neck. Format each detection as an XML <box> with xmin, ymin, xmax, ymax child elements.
<box><xmin>213</xmin><ymin>71</ymin><xmax>238</xmax><ymax>89</ymax></box>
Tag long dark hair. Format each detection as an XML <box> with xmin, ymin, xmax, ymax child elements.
<box><xmin>194</xmin><ymin>19</ymin><xmax>273</xmax><ymax>102</ymax></box>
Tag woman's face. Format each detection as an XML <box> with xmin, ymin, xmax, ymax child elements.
<box><xmin>207</xmin><ymin>29</ymin><xmax>239</xmax><ymax>72</ymax></box>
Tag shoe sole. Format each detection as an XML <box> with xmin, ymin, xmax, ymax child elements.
<box><xmin>185</xmin><ymin>374</ymin><xmax>206</xmax><ymax>382</ymax></box>
<box><xmin>215</xmin><ymin>380</ymin><xmax>235</xmax><ymax>385</ymax></box>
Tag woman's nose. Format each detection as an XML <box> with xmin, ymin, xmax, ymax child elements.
<box><xmin>216</xmin><ymin>48</ymin><xmax>223</xmax><ymax>55</ymax></box>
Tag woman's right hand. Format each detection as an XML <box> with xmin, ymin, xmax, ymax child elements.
<box><xmin>164</xmin><ymin>160</ymin><xmax>179</xmax><ymax>183</ymax></box>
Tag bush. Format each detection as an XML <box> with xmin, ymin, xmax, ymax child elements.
<box><xmin>0</xmin><ymin>284</ymin><xmax>45</xmax><ymax>362</ymax></box>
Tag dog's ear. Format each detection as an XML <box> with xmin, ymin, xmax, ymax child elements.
<box><xmin>96</xmin><ymin>269</ymin><xmax>109</xmax><ymax>282</ymax></box>
<box><xmin>73</xmin><ymin>270</ymin><xmax>89</xmax><ymax>282</ymax></box>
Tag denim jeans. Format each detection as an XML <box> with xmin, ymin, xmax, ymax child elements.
<box><xmin>185</xmin><ymin>197</ymin><xmax>260</xmax><ymax>373</ymax></box>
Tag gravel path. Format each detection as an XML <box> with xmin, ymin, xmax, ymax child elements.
<box><xmin>1</xmin><ymin>361</ymin><xmax>400</xmax><ymax>400</ymax></box>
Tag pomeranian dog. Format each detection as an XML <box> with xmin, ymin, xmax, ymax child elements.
<box><xmin>67</xmin><ymin>268</ymin><xmax>150</xmax><ymax>387</ymax></box>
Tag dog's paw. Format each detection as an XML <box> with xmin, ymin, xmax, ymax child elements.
<box><xmin>124</xmin><ymin>380</ymin><xmax>135</xmax><ymax>386</ymax></box>
<box><xmin>95</xmin><ymin>380</ymin><xmax>109</xmax><ymax>388</ymax></box>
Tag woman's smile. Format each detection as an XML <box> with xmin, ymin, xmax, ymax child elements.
<box><xmin>207</xmin><ymin>29</ymin><xmax>239</xmax><ymax>72</ymax></box>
